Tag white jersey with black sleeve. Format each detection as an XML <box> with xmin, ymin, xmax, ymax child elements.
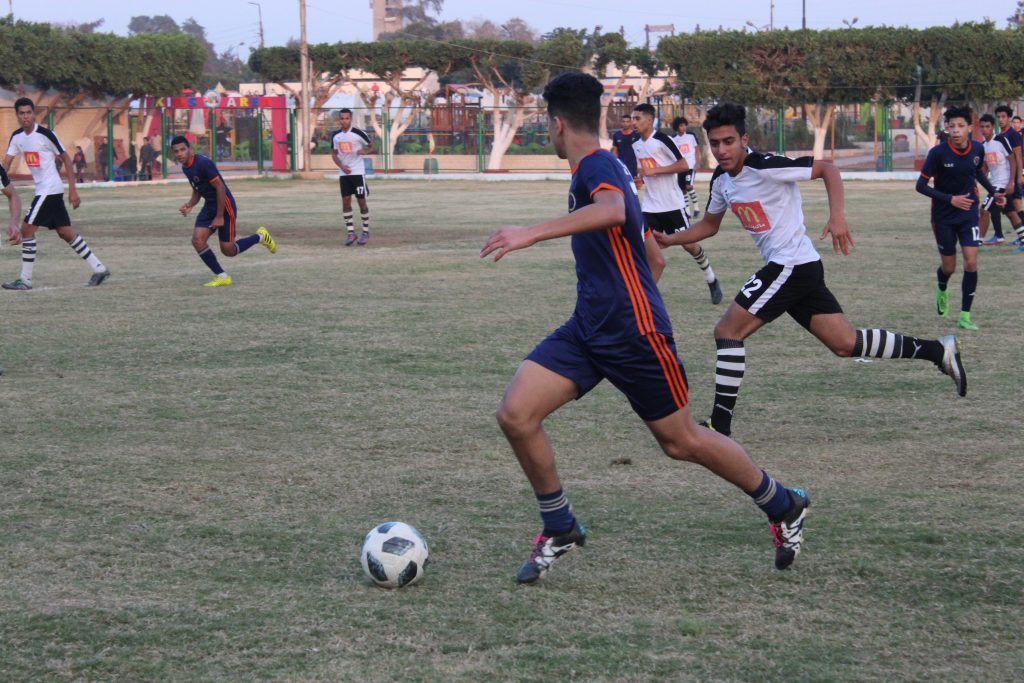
<box><xmin>672</xmin><ymin>132</ymin><xmax>699</xmax><ymax>169</ymax></box>
<box><xmin>632</xmin><ymin>131</ymin><xmax>688</xmax><ymax>213</ymax></box>
<box><xmin>984</xmin><ymin>134</ymin><xmax>1013</xmax><ymax>189</ymax></box>
<box><xmin>706</xmin><ymin>151</ymin><xmax>820</xmax><ymax>266</ymax></box>
<box><xmin>330</xmin><ymin>126</ymin><xmax>371</xmax><ymax>177</ymax></box>
<box><xmin>7</xmin><ymin>124</ymin><xmax>67</xmax><ymax>196</ymax></box>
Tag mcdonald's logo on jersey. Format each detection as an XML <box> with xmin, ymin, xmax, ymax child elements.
<box><xmin>731</xmin><ymin>201</ymin><xmax>771</xmax><ymax>233</ymax></box>
<box><xmin>639</xmin><ymin>157</ymin><xmax>656</xmax><ymax>170</ymax></box>
<box><xmin>24</xmin><ymin>151</ymin><xmax>41</xmax><ymax>168</ymax></box>
<box><xmin>337</xmin><ymin>141</ymin><xmax>353</xmax><ymax>153</ymax></box>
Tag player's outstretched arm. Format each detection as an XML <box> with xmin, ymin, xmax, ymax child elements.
<box><xmin>481</xmin><ymin>189</ymin><xmax>626</xmax><ymax>262</ymax></box>
<box><xmin>653</xmin><ymin>211</ymin><xmax>724</xmax><ymax>248</ymax></box>
<box><xmin>811</xmin><ymin>160</ymin><xmax>853</xmax><ymax>255</ymax></box>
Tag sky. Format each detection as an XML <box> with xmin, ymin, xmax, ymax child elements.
<box><xmin>8</xmin><ymin>0</ymin><xmax>1018</xmax><ymax>55</ymax></box>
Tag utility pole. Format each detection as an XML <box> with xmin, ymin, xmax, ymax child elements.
<box><xmin>299</xmin><ymin>0</ymin><xmax>311</xmax><ymax>172</ymax></box>
<box><xmin>249</xmin><ymin>2</ymin><xmax>266</xmax><ymax>95</ymax></box>
<box><xmin>802</xmin><ymin>0</ymin><xmax>806</xmax><ymax>30</ymax></box>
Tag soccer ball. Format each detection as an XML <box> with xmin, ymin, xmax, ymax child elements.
<box><xmin>360</xmin><ymin>522</ymin><xmax>429</xmax><ymax>588</ymax></box>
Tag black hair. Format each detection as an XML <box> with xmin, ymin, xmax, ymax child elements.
<box><xmin>1014</xmin><ymin>116</ymin><xmax>1023</xmax><ymax>122</ymax></box>
<box><xmin>542</xmin><ymin>71</ymin><xmax>603</xmax><ymax>134</ymax></box>
<box><xmin>944</xmin><ymin>105</ymin><xmax>972</xmax><ymax>125</ymax></box>
<box><xmin>671</xmin><ymin>116</ymin><xmax>689</xmax><ymax>132</ymax></box>
<box><xmin>703</xmin><ymin>103</ymin><xmax>747</xmax><ymax>136</ymax></box>
<box><xmin>632</xmin><ymin>103</ymin><xmax>656</xmax><ymax>118</ymax></box>
<box><xmin>339</xmin><ymin>108</ymin><xmax>352</xmax><ymax>115</ymax></box>
<box><xmin>621</xmin><ymin>113</ymin><xmax>632</xmax><ymax>120</ymax></box>
<box><xmin>994</xmin><ymin>105</ymin><xmax>1013</xmax><ymax>117</ymax></box>
<box><xmin>979</xmin><ymin>114</ymin><xmax>996</xmax><ymax>126</ymax></box>
<box><xmin>170</xmin><ymin>135</ymin><xmax>190</xmax><ymax>148</ymax></box>
<box><xmin>14</xmin><ymin>97</ymin><xmax>34</xmax><ymax>111</ymax></box>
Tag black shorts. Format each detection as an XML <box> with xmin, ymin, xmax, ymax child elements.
<box><xmin>932</xmin><ymin>218</ymin><xmax>979</xmax><ymax>256</ymax></box>
<box><xmin>643</xmin><ymin>209</ymin><xmax>690</xmax><ymax>235</ymax></box>
<box><xmin>735</xmin><ymin>260</ymin><xmax>843</xmax><ymax>330</ymax></box>
<box><xmin>339</xmin><ymin>175</ymin><xmax>369</xmax><ymax>198</ymax></box>
<box><xmin>25</xmin><ymin>194</ymin><xmax>70</xmax><ymax>229</ymax></box>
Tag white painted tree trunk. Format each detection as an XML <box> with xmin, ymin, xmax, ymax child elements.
<box><xmin>805</xmin><ymin>103</ymin><xmax>835</xmax><ymax>160</ymax></box>
<box><xmin>486</xmin><ymin>95</ymin><xmax>531</xmax><ymax>171</ymax></box>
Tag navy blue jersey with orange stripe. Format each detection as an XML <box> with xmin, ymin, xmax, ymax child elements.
<box><xmin>569</xmin><ymin>149</ymin><xmax>672</xmax><ymax>339</ymax></box>
<box><xmin>918</xmin><ymin>140</ymin><xmax>985</xmax><ymax>224</ymax></box>
<box><xmin>182</xmin><ymin>153</ymin><xmax>235</xmax><ymax>209</ymax></box>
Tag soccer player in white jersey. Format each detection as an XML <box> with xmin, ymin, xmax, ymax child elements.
<box><xmin>655</xmin><ymin>103</ymin><xmax>966</xmax><ymax>437</ymax></box>
<box><xmin>672</xmin><ymin>116</ymin><xmax>702</xmax><ymax>219</ymax></box>
<box><xmin>978</xmin><ymin>114</ymin><xmax>1021</xmax><ymax>245</ymax></box>
<box><xmin>330</xmin><ymin>108</ymin><xmax>375</xmax><ymax>246</ymax></box>
<box><xmin>3</xmin><ymin>97</ymin><xmax>110</xmax><ymax>289</ymax></box>
<box><xmin>632</xmin><ymin>104</ymin><xmax>723</xmax><ymax>305</ymax></box>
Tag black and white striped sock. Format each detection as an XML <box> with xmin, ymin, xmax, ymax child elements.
<box><xmin>361</xmin><ymin>211</ymin><xmax>370</xmax><ymax>233</ymax></box>
<box><xmin>853</xmin><ymin>329</ymin><xmax>943</xmax><ymax>364</ymax></box>
<box><xmin>691</xmin><ymin>246</ymin><xmax>716</xmax><ymax>283</ymax></box>
<box><xmin>69</xmin><ymin>234</ymin><xmax>105</xmax><ymax>272</ymax></box>
<box><xmin>20</xmin><ymin>238</ymin><xmax>36</xmax><ymax>283</ymax></box>
<box><xmin>344</xmin><ymin>211</ymin><xmax>354</xmax><ymax>234</ymax></box>
<box><xmin>687</xmin><ymin>188</ymin><xmax>699</xmax><ymax>212</ymax></box>
<box><xmin>710</xmin><ymin>339</ymin><xmax>745</xmax><ymax>434</ymax></box>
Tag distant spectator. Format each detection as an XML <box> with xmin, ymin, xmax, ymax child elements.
<box><xmin>140</xmin><ymin>136</ymin><xmax>156</xmax><ymax>180</ymax></box>
<box><xmin>97</xmin><ymin>137</ymin><xmax>109</xmax><ymax>181</ymax></box>
<box><xmin>73</xmin><ymin>146</ymin><xmax>86</xmax><ymax>183</ymax></box>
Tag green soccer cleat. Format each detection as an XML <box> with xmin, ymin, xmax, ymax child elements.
<box><xmin>935</xmin><ymin>285</ymin><xmax>949</xmax><ymax>317</ymax></box>
<box><xmin>2</xmin><ymin>278</ymin><xmax>32</xmax><ymax>290</ymax></box>
<box><xmin>257</xmin><ymin>226</ymin><xmax>276</xmax><ymax>254</ymax></box>
<box><xmin>204</xmin><ymin>274</ymin><xmax>233</xmax><ymax>288</ymax></box>
<box><xmin>957</xmin><ymin>312</ymin><xmax>978</xmax><ymax>331</ymax></box>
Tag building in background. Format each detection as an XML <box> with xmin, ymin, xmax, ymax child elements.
<box><xmin>371</xmin><ymin>0</ymin><xmax>404</xmax><ymax>40</ymax></box>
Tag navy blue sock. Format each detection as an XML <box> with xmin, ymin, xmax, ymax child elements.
<box><xmin>198</xmin><ymin>247</ymin><xmax>225</xmax><ymax>275</ymax></box>
<box><xmin>750</xmin><ymin>471</ymin><xmax>792</xmax><ymax>522</ymax></box>
<box><xmin>536</xmin><ymin>488</ymin><xmax>575</xmax><ymax>536</ymax></box>
<box><xmin>962</xmin><ymin>270</ymin><xmax>978</xmax><ymax>312</ymax></box>
<box><xmin>235</xmin><ymin>234</ymin><xmax>260</xmax><ymax>254</ymax></box>
<box><xmin>936</xmin><ymin>266</ymin><xmax>951</xmax><ymax>291</ymax></box>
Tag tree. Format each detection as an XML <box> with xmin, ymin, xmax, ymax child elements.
<box><xmin>128</xmin><ymin>15</ymin><xmax>179</xmax><ymax>35</ymax></box>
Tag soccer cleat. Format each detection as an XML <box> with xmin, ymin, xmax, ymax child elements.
<box><xmin>981</xmin><ymin>236</ymin><xmax>1005</xmax><ymax>246</ymax></box>
<box><xmin>699</xmin><ymin>417</ymin><xmax>731</xmax><ymax>437</ymax></box>
<box><xmin>257</xmin><ymin>227</ymin><xmax>277</xmax><ymax>254</ymax></box>
<box><xmin>935</xmin><ymin>285</ymin><xmax>949</xmax><ymax>317</ymax></box>
<box><xmin>1014</xmin><ymin>242</ymin><xmax>1024</xmax><ymax>253</ymax></box>
<box><xmin>204</xmin><ymin>274</ymin><xmax>233</xmax><ymax>288</ymax></box>
<box><xmin>344</xmin><ymin>232</ymin><xmax>357</xmax><ymax>246</ymax></box>
<box><xmin>770</xmin><ymin>488</ymin><xmax>810</xmax><ymax>570</ymax></box>
<box><xmin>515</xmin><ymin>521</ymin><xmax>586</xmax><ymax>584</ymax></box>
<box><xmin>709</xmin><ymin>278</ymin><xmax>723</xmax><ymax>305</ymax></box>
<box><xmin>85</xmin><ymin>269</ymin><xmax>111</xmax><ymax>287</ymax></box>
<box><xmin>956</xmin><ymin>312</ymin><xmax>978</xmax><ymax>331</ymax></box>
<box><xmin>937</xmin><ymin>334</ymin><xmax>967</xmax><ymax>397</ymax></box>
<box><xmin>2</xmin><ymin>278</ymin><xmax>32</xmax><ymax>290</ymax></box>
<box><xmin>357</xmin><ymin>230</ymin><xmax>370</xmax><ymax>246</ymax></box>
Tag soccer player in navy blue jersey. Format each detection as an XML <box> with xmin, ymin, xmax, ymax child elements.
<box><xmin>916</xmin><ymin>107</ymin><xmax>1004</xmax><ymax>330</ymax></box>
<box><xmin>171</xmin><ymin>136</ymin><xmax>276</xmax><ymax>287</ymax></box>
<box><xmin>480</xmin><ymin>72</ymin><xmax>810</xmax><ymax>583</ymax></box>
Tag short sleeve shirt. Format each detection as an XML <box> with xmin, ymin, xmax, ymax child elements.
<box><xmin>919</xmin><ymin>140</ymin><xmax>985</xmax><ymax>223</ymax></box>
<box><xmin>671</xmin><ymin>132</ymin><xmax>699</xmax><ymax>169</ymax></box>
<box><xmin>611</xmin><ymin>129</ymin><xmax>640</xmax><ymax>177</ymax></box>
<box><xmin>632</xmin><ymin>132</ymin><xmax>687</xmax><ymax>213</ymax></box>
<box><xmin>984</xmin><ymin>134</ymin><xmax>1013</xmax><ymax>189</ymax></box>
<box><xmin>569</xmin><ymin>149</ymin><xmax>672</xmax><ymax>340</ymax></box>
<box><xmin>707</xmin><ymin>152</ymin><xmax>820</xmax><ymax>266</ymax></box>
<box><xmin>7</xmin><ymin>124</ymin><xmax>65</xmax><ymax>196</ymax></box>
<box><xmin>182</xmin><ymin>154</ymin><xmax>234</xmax><ymax>207</ymax></box>
<box><xmin>331</xmin><ymin>127</ymin><xmax>371</xmax><ymax>176</ymax></box>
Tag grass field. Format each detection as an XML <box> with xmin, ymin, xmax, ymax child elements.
<box><xmin>1</xmin><ymin>178</ymin><xmax>1022</xmax><ymax>681</ymax></box>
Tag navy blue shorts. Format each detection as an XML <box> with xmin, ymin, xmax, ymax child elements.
<box><xmin>526</xmin><ymin>319</ymin><xmax>689</xmax><ymax>422</ymax></box>
<box><xmin>195</xmin><ymin>199</ymin><xmax>238</xmax><ymax>243</ymax></box>
<box><xmin>932</xmin><ymin>218</ymin><xmax>979</xmax><ymax>256</ymax></box>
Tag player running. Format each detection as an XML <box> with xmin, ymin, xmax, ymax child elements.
<box><xmin>2</xmin><ymin>97</ymin><xmax>110</xmax><ymax>290</ymax></box>
<box><xmin>916</xmin><ymin>106</ymin><xmax>1003</xmax><ymax>329</ymax></box>
<box><xmin>655</xmin><ymin>103</ymin><xmax>967</xmax><ymax>438</ymax></box>
<box><xmin>171</xmin><ymin>136</ymin><xmax>276</xmax><ymax>287</ymax></box>
<box><xmin>632</xmin><ymin>104</ymin><xmax>723</xmax><ymax>304</ymax></box>
<box><xmin>672</xmin><ymin>116</ymin><xmax>702</xmax><ymax>218</ymax></box>
<box><xmin>995</xmin><ymin>106</ymin><xmax>1024</xmax><ymax>248</ymax></box>
<box><xmin>481</xmin><ymin>73</ymin><xmax>809</xmax><ymax>583</ymax></box>
<box><xmin>978</xmin><ymin>114</ymin><xmax>1021</xmax><ymax>245</ymax></box>
<box><xmin>330</xmin><ymin>109</ymin><xmax>374</xmax><ymax>246</ymax></box>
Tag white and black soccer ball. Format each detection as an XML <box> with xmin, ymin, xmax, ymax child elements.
<box><xmin>360</xmin><ymin>522</ymin><xmax>429</xmax><ymax>588</ymax></box>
